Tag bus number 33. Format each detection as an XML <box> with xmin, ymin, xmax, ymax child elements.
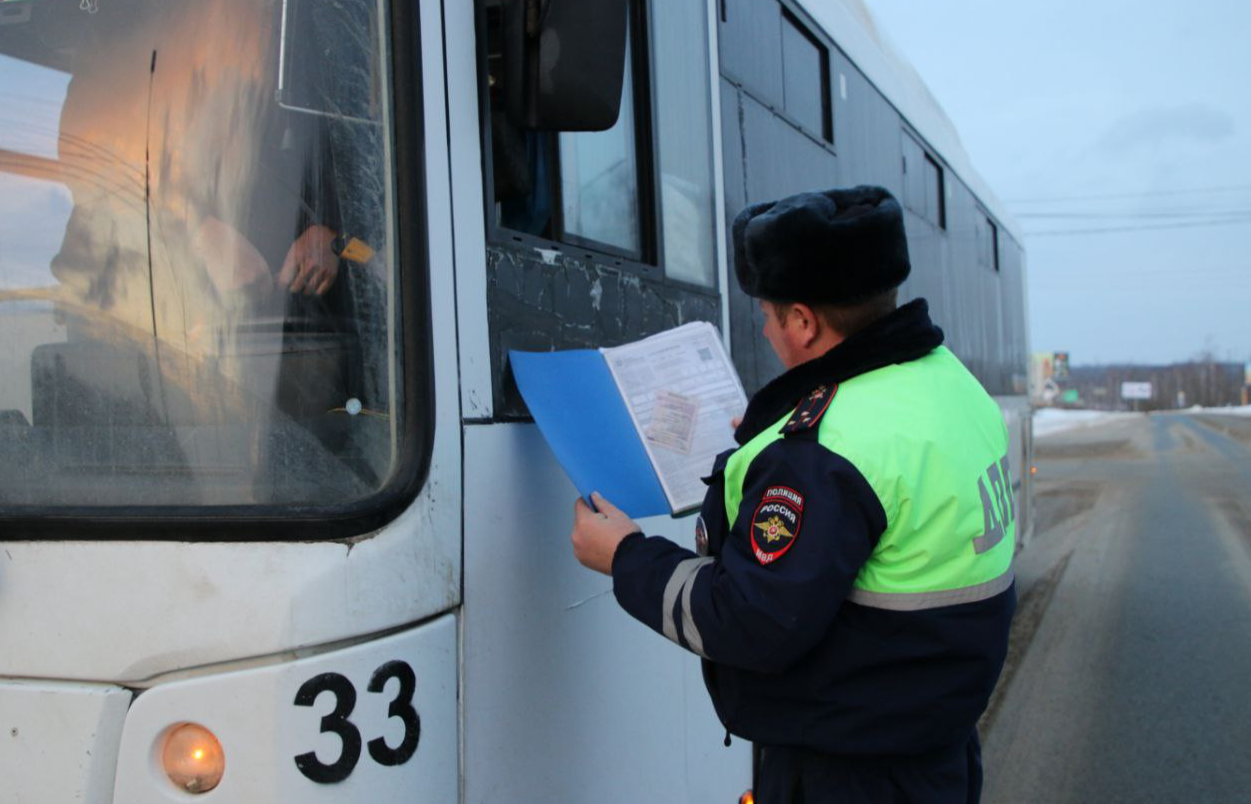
<box><xmin>292</xmin><ymin>660</ymin><xmax>422</xmax><ymax>784</ymax></box>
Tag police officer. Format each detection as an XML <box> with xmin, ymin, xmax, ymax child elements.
<box><xmin>570</xmin><ymin>186</ymin><xmax>1016</xmax><ymax>803</ymax></box>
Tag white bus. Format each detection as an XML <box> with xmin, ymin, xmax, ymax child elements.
<box><xmin>0</xmin><ymin>0</ymin><xmax>1030</xmax><ymax>801</ymax></box>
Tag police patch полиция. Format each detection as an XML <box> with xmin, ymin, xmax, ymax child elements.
<box><xmin>750</xmin><ymin>487</ymin><xmax>804</xmax><ymax>565</ymax></box>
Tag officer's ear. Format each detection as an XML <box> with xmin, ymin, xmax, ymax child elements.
<box><xmin>786</xmin><ymin>302</ymin><xmax>823</xmax><ymax>349</ymax></box>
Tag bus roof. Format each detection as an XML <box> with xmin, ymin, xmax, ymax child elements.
<box><xmin>798</xmin><ymin>0</ymin><xmax>1023</xmax><ymax>245</ymax></box>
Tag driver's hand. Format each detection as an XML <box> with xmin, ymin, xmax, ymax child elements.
<box><xmin>279</xmin><ymin>224</ymin><xmax>340</xmax><ymax>296</ymax></box>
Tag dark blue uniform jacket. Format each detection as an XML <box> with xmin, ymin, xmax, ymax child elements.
<box><xmin>611</xmin><ymin>300</ymin><xmax>1016</xmax><ymax>757</ymax></box>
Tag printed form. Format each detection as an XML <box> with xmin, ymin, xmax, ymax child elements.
<box><xmin>602</xmin><ymin>322</ymin><xmax>748</xmax><ymax>513</ymax></box>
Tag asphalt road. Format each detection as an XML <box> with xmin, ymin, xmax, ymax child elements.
<box><xmin>982</xmin><ymin>413</ymin><xmax>1251</xmax><ymax>804</ymax></box>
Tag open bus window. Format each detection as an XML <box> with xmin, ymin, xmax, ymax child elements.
<box><xmin>485</xmin><ymin>0</ymin><xmax>652</xmax><ymax>263</ymax></box>
<box><xmin>0</xmin><ymin>0</ymin><xmax>411</xmax><ymax>514</ymax></box>
<box><xmin>482</xmin><ymin>0</ymin><xmax>719</xmax><ymax>288</ymax></box>
<box><xmin>555</xmin><ymin>26</ymin><xmax>643</xmax><ymax>258</ymax></box>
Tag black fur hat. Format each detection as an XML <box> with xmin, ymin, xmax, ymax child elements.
<box><xmin>732</xmin><ymin>185</ymin><xmax>911</xmax><ymax>305</ymax></box>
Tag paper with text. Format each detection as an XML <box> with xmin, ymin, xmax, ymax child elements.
<box><xmin>645</xmin><ymin>390</ymin><xmax>699</xmax><ymax>455</ymax></box>
<box><xmin>602</xmin><ymin>322</ymin><xmax>747</xmax><ymax>513</ymax></box>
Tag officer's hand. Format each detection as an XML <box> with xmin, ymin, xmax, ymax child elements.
<box><xmin>570</xmin><ymin>492</ymin><xmax>640</xmax><ymax>576</ymax></box>
<box><xmin>279</xmin><ymin>224</ymin><xmax>340</xmax><ymax>296</ymax></box>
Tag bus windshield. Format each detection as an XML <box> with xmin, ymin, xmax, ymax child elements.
<box><xmin>0</xmin><ymin>0</ymin><xmax>405</xmax><ymax>513</ymax></box>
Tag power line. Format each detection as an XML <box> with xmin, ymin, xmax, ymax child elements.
<box><xmin>1025</xmin><ymin>215</ymin><xmax>1251</xmax><ymax>237</ymax></box>
<box><xmin>1018</xmin><ymin>209</ymin><xmax>1251</xmax><ymax>220</ymax></box>
<box><xmin>1007</xmin><ymin>184</ymin><xmax>1251</xmax><ymax>204</ymax></box>
<box><xmin>1032</xmin><ymin>267</ymin><xmax>1251</xmax><ymax>280</ymax></box>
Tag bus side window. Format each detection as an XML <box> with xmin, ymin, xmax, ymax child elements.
<box><xmin>903</xmin><ymin>131</ymin><xmax>946</xmax><ymax>230</ymax></box>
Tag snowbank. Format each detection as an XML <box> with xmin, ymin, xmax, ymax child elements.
<box><xmin>1191</xmin><ymin>404</ymin><xmax>1251</xmax><ymax>417</ymax></box>
<box><xmin>1032</xmin><ymin>408</ymin><xmax>1142</xmax><ymax>438</ymax></box>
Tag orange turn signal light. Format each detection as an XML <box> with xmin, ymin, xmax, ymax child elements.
<box><xmin>162</xmin><ymin>723</ymin><xmax>225</xmax><ymax>794</ymax></box>
<box><xmin>739</xmin><ymin>791</ymin><xmax>755</xmax><ymax>804</ymax></box>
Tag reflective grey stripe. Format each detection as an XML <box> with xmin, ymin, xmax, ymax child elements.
<box><xmin>847</xmin><ymin>567</ymin><xmax>1015</xmax><ymax>612</ymax></box>
<box><xmin>680</xmin><ymin>563</ymin><xmax>711</xmax><ymax>658</ymax></box>
<box><xmin>662</xmin><ymin>558</ymin><xmax>712</xmax><ymax>644</ymax></box>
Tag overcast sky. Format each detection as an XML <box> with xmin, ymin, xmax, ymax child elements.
<box><xmin>865</xmin><ymin>0</ymin><xmax>1251</xmax><ymax>366</ymax></box>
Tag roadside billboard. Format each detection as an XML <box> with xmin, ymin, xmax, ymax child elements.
<box><xmin>1121</xmin><ymin>381</ymin><xmax>1153</xmax><ymax>401</ymax></box>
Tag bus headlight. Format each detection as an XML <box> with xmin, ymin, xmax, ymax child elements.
<box><xmin>161</xmin><ymin>723</ymin><xmax>225</xmax><ymax>793</ymax></box>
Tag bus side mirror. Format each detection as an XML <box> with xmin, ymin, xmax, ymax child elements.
<box><xmin>504</xmin><ymin>0</ymin><xmax>628</xmax><ymax>132</ymax></box>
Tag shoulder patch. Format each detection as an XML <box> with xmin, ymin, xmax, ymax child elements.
<box><xmin>750</xmin><ymin>487</ymin><xmax>804</xmax><ymax>565</ymax></box>
<box><xmin>781</xmin><ymin>384</ymin><xmax>838</xmax><ymax>435</ymax></box>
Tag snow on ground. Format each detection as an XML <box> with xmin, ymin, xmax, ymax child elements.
<box><xmin>1032</xmin><ymin>408</ymin><xmax>1143</xmax><ymax>438</ymax></box>
<box><xmin>1190</xmin><ymin>404</ymin><xmax>1251</xmax><ymax>417</ymax></box>
<box><xmin>1033</xmin><ymin>406</ymin><xmax>1251</xmax><ymax>439</ymax></box>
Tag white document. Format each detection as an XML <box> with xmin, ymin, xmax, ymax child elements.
<box><xmin>601</xmin><ymin>322</ymin><xmax>748</xmax><ymax>514</ymax></box>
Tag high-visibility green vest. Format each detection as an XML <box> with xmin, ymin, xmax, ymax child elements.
<box><xmin>724</xmin><ymin>346</ymin><xmax>1015</xmax><ymax>611</ymax></box>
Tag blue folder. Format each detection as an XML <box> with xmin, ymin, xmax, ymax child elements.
<box><xmin>510</xmin><ymin>349</ymin><xmax>671</xmax><ymax>518</ymax></box>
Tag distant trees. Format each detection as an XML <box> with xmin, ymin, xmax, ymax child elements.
<box><xmin>1058</xmin><ymin>357</ymin><xmax>1245</xmax><ymax>411</ymax></box>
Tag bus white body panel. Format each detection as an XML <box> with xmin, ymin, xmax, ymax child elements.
<box><xmin>0</xmin><ymin>680</ymin><xmax>131</xmax><ymax>803</ymax></box>
<box><xmin>111</xmin><ymin>614</ymin><xmax>457</xmax><ymax>803</ymax></box>
<box><xmin>0</xmin><ymin>506</ymin><xmax>460</xmax><ymax>682</ymax></box>
<box><xmin>461</xmin><ymin>423</ymin><xmax>752</xmax><ymax>802</ymax></box>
